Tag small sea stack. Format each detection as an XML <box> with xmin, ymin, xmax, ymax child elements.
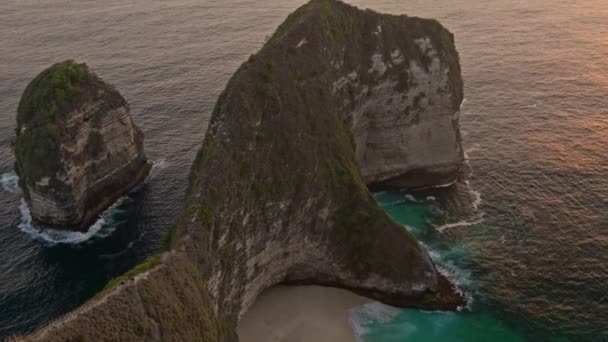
<box><xmin>14</xmin><ymin>60</ymin><xmax>150</xmax><ymax>231</ymax></box>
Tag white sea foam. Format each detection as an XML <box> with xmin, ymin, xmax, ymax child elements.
<box><xmin>18</xmin><ymin>197</ymin><xmax>127</xmax><ymax>246</ymax></box>
<box><xmin>436</xmin><ymin>265</ymin><xmax>473</xmax><ymax>311</ymax></box>
<box><xmin>465</xmin><ymin>180</ymin><xmax>483</xmax><ymax>210</ymax></box>
<box><xmin>432</xmin><ymin>177</ymin><xmax>484</xmax><ymax>233</ymax></box>
<box><xmin>141</xmin><ymin>158</ymin><xmax>169</xmax><ymax>183</ymax></box>
<box><xmin>1</xmin><ymin>171</ymin><xmax>20</xmax><ymax>194</ymax></box>
<box><xmin>435</xmin><ymin>215</ymin><xmax>485</xmax><ymax>233</ymax></box>
<box><xmin>404</xmin><ymin>194</ymin><xmax>417</xmax><ymax>202</ymax></box>
<box><xmin>380</xmin><ymin>195</ymin><xmax>420</xmax><ymax>207</ymax></box>
<box><xmin>464</xmin><ymin>144</ymin><xmax>480</xmax><ymax>159</ymax></box>
<box><xmin>431</xmin><ymin>179</ymin><xmax>457</xmax><ymax>189</ymax></box>
<box><xmin>349</xmin><ymin>239</ymin><xmax>475</xmax><ymax>340</ymax></box>
<box><xmin>349</xmin><ymin>258</ymin><xmax>474</xmax><ymax>340</ymax></box>
<box><xmin>423</xmin><ymin>243</ymin><xmax>474</xmax><ymax>311</ymax></box>
<box><xmin>150</xmin><ymin>158</ymin><xmax>169</xmax><ymax>172</ymax></box>
<box><xmin>349</xmin><ymin>302</ymin><xmax>402</xmax><ymax>342</ymax></box>
<box><xmin>424</xmin><ymin>244</ymin><xmax>471</xmax><ymax>286</ymax></box>
<box><xmin>6</xmin><ymin>163</ymin><xmax>151</xmax><ymax>246</ymax></box>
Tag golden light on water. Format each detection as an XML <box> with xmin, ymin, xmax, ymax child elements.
<box><xmin>525</xmin><ymin>111</ymin><xmax>608</xmax><ymax>171</ymax></box>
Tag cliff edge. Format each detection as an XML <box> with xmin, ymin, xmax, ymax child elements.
<box><xmin>15</xmin><ymin>60</ymin><xmax>151</xmax><ymax>231</ymax></box>
<box><xmin>21</xmin><ymin>1</ymin><xmax>464</xmax><ymax>340</ymax></box>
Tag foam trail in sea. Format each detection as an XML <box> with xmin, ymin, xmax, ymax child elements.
<box><xmin>436</xmin><ymin>214</ymin><xmax>485</xmax><ymax>233</ymax></box>
<box><xmin>462</xmin><ymin>144</ymin><xmax>483</xmax><ymax>210</ymax></box>
<box><xmin>374</xmin><ymin>193</ymin><xmax>427</xmax><ymax>206</ymax></box>
<box><xmin>431</xmin><ymin>179</ymin><xmax>458</xmax><ymax>189</ymax></box>
<box><xmin>1</xmin><ymin>171</ymin><xmax>20</xmax><ymax>194</ymax></box>
<box><xmin>434</xmin><ymin>178</ymin><xmax>485</xmax><ymax>233</ymax></box>
<box><xmin>403</xmin><ymin>194</ymin><xmax>417</xmax><ymax>202</ymax></box>
<box><xmin>464</xmin><ymin>143</ymin><xmax>480</xmax><ymax>159</ymax></box>
<box><xmin>465</xmin><ymin>180</ymin><xmax>483</xmax><ymax>210</ymax></box>
<box><xmin>147</xmin><ymin>158</ymin><xmax>169</xmax><ymax>181</ymax></box>
<box><xmin>349</xmin><ymin>302</ymin><xmax>402</xmax><ymax>342</ymax></box>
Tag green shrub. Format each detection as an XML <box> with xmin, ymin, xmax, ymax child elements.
<box><xmin>103</xmin><ymin>254</ymin><xmax>162</xmax><ymax>292</ymax></box>
<box><xmin>17</xmin><ymin>60</ymin><xmax>83</xmax><ymax>127</ymax></box>
<box><xmin>163</xmin><ymin>223</ymin><xmax>181</xmax><ymax>251</ymax></box>
<box><xmin>15</xmin><ymin>60</ymin><xmax>84</xmax><ymax>183</ymax></box>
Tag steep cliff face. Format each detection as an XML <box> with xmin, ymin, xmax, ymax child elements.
<box><xmin>348</xmin><ymin>34</ymin><xmax>464</xmax><ymax>189</ymax></box>
<box><xmin>264</xmin><ymin>0</ymin><xmax>464</xmax><ymax>191</ymax></box>
<box><xmin>22</xmin><ymin>1</ymin><xmax>464</xmax><ymax>341</ymax></box>
<box><xmin>179</xmin><ymin>0</ymin><xmax>464</xmax><ymax>320</ymax></box>
<box><xmin>15</xmin><ymin>60</ymin><xmax>150</xmax><ymax>231</ymax></box>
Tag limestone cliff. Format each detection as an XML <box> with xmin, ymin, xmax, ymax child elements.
<box><xmin>15</xmin><ymin>60</ymin><xmax>151</xmax><ymax>231</ymax></box>
<box><xmin>22</xmin><ymin>1</ymin><xmax>464</xmax><ymax>341</ymax></box>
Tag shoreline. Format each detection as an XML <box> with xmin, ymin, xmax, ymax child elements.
<box><xmin>238</xmin><ymin>273</ymin><xmax>466</xmax><ymax>342</ymax></box>
<box><xmin>238</xmin><ymin>285</ymin><xmax>370</xmax><ymax>342</ymax></box>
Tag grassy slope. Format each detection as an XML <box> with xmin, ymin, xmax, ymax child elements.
<box><xmin>15</xmin><ymin>60</ymin><xmax>83</xmax><ymax>186</ymax></box>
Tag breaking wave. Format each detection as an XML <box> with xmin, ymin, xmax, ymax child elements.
<box><xmin>18</xmin><ymin>198</ymin><xmax>129</xmax><ymax>247</ymax></box>
<box><xmin>1</xmin><ymin>171</ymin><xmax>20</xmax><ymax>194</ymax></box>
<box><xmin>2</xmin><ymin>171</ymin><xmax>133</xmax><ymax>246</ymax></box>
<box><xmin>348</xmin><ymin>247</ymin><xmax>474</xmax><ymax>342</ymax></box>
<box><xmin>3</xmin><ymin>158</ymin><xmax>164</xmax><ymax>247</ymax></box>
<box><xmin>349</xmin><ymin>302</ymin><xmax>402</xmax><ymax>342</ymax></box>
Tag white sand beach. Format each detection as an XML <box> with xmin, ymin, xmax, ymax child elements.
<box><xmin>238</xmin><ymin>285</ymin><xmax>371</xmax><ymax>342</ymax></box>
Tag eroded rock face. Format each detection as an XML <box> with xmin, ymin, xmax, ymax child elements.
<box><xmin>328</xmin><ymin>15</ymin><xmax>464</xmax><ymax>190</ymax></box>
<box><xmin>186</xmin><ymin>0</ymin><xmax>465</xmax><ymax>321</ymax></box>
<box><xmin>23</xmin><ymin>1</ymin><xmax>464</xmax><ymax>341</ymax></box>
<box><xmin>15</xmin><ymin>60</ymin><xmax>150</xmax><ymax>231</ymax></box>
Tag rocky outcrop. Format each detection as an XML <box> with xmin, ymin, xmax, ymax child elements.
<box><xmin>352</xmin><ymin>37</ymin><xmax>464</xmax><ymax>190</ymax></box>
<box><xmin>21</xmin><ymin>1</ymin><xmax>464</xmax><ymax>340</ymax></box>
<box><xmin>15</xmin><ymin>60</ymin><xmax>150</xmax><ymax>231</ymax></box>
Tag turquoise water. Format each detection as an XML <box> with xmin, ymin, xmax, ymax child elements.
<box><xmin>361</xmin><ymin>310</ymin><xmax>524</xmax><ymax>342</ymax></box>
<box><xmin>350</xmin><ymin>192</ymin><xmax>562</xmax><ymax>342</ymax></box>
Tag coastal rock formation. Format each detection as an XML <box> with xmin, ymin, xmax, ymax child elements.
<box><xmin>15</xmin><ymin>60</ymin><xmax>150</xmax><ymax>231</ymax></box>
<box><xmin>23</xmin><ymin>1</ymin><xmax>464</xmax><ymax>340</ymax></box>
<box><xmin>353</xmin><ymin>39</ymin><xmax>464</xmax><ymax>189</ymax></box>
<box><xmin>332</xmin><ymin>13</ymin><xmax>464</xmax><ymax>190</ymax></box>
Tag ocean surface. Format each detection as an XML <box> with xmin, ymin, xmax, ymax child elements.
<box><xmin>1</xmin><ymin>0</ymin><xmax>607</xmax><ymax>340</ymax></box>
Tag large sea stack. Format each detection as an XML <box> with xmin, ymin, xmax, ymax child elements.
<box><xmin>23</xmin><ymin>1</ymin><xmax>464</xmax><ymax>341</ymax></box>
<box><xmin>15</xmin><ymin>60</ymin><xmax>150</xmax><ymax>231</ymax></box>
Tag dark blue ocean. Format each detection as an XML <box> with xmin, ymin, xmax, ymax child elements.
<box><xmin>1</xmin><ymin>0</ymin><xmax>607</xmax><ymax>340</ymax></box>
